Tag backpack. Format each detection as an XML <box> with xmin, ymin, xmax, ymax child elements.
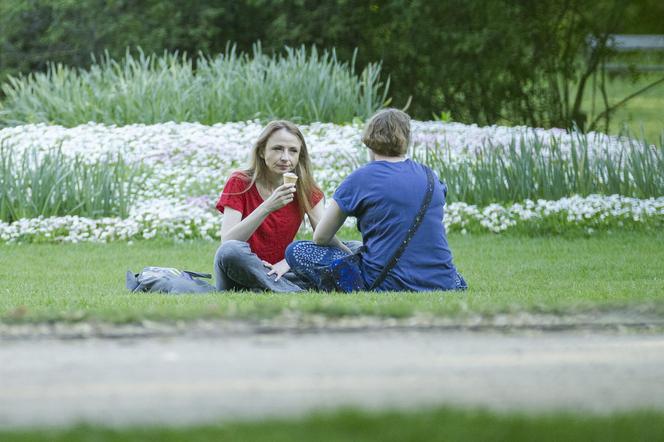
<box><xmin>318</xmin><ymin>252</ymin><xmax>366</xmax><ymax>292</ymax></box>
<box><xmin>126</xmin><ymin>267</ymin><xmax>215</xmax><ymax>294</ymax></box>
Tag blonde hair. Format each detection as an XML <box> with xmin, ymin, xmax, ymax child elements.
<box><xmin>362</xmin><ymin>108</ymin><xmax>411</xmax><ymax>156</ymax></box>
<box><xmin>241</xmin><ymin>120</ymin><xmax>321</xmax><ymax>216</ymax></box>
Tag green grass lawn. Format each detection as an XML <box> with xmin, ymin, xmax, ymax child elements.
<box><xmin>1</xmin><ymin>231</ymin><xmax>663</xmax><ymax>324</ymax></box>
<box><xmin>580</xmin><ymin>72</ymin><xmax>664</xmax><ymax>141</ymax></box>
<box><xmin>2</xmin><ymin>406</ymin><xmax>663</xmax><ymax>442</ymax></box>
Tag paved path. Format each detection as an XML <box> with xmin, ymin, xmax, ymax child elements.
<box><xmin>2</xmin><ymin>330</ymin><xmax>664</xmax><ymax>427</ymax></box>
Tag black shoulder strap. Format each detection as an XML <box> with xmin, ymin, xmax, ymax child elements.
<box><xmin>183</xmin><ymin>270</ymin><xmax>212</xmax><ymax>279</ymax></box>
<box><xmin>368</xmin><ymin>166</ymin><xmax>435</xmax><ymax>290</ymax></box>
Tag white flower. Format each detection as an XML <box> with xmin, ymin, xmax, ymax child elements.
<box><xmin>1</xmin><ymin>121</ymin><xmax>662</xmax><ymax>242</ymax></box>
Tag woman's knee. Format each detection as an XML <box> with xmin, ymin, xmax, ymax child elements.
<box><xmin>215</xmin><ymin>240</ymin><xmax>250</xmax><ymax>269</ymax></box>
<box><xmin>343</xmin><ymin>240</ymin><xmax>364</xmax><ymax>254</ymax></box>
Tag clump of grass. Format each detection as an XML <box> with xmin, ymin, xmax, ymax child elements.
<box><xmin>2</xmin><ymin>407</ymin><xmax>664</xmax><ymax>442</ymax></box>
<box><xmin>0</xmin><ymin>44</ymin><xmax>390</xmax><ymax>127</ymax></box>
<box><xmin>414</xmin><ymin>132</ymin><xmax>664</xmax><ymax>206</ymax></box>
<box><xmin>0</xmin><ymin>142</ymin><xmax>140</xmax><ymax>222</ymax></box>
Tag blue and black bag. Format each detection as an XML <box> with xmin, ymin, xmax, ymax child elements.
<box><xmin>126</xmin><ymin>267</ymin><xmax>215</xmax><ymax>294</ymax></box>
<box><xmin>319</xmin><ymin>252</ymin><xmax>366</xmax><ymax>292</ymax></box>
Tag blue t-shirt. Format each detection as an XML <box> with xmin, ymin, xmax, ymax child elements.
<box><xmin>333</xmin><ymin>159</ymin><xmax>458</xmax><ymax>291</ymax></box>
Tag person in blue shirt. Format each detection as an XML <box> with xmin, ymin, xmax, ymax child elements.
<box><xmin>285</xmin><ymin>108</ymin><xmax>466</xmax><ymax>291</ymax></box>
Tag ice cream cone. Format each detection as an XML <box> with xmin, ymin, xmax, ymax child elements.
<box><xmin>283</xmin><ymin>172</ymin><xmax>298</xmax><ymax>186</ymax></box>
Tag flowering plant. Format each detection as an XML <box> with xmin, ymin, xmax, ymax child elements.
<box><xmin>1</xmin><ymin>121</ymin><xmax>662</xmax><ymax>243</ymax></box>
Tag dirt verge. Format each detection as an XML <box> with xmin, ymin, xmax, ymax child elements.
<box><xmin>2</xmin><ymin>309</ymin><xmax>663</xmax><ymax>340</ymax></box>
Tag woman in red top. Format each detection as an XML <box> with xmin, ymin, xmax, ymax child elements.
<box><xmin>214</xmin><ymin>120</ymin><xmax>356</xmax><ymax>292</ymax></box>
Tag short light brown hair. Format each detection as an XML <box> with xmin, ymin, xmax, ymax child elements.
<box><xmin>361</xmin><ymin>108</ymin><xmax>411</xmax><ymax>156</ymax></box>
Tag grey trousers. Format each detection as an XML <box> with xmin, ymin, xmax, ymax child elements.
<box><xmin>214</xmin><ymin>240</ymin><xmax>310</xmax><ymax>292</ymax></box>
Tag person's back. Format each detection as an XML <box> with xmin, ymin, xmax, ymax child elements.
<box><xmin>286</xmin><ymin>107</ymin><xmax>466</xmax><ymax>292</ymax></box>
<box><xmin>334</xmin><ymin>159</ymin><xmax>458</xmax><ymax>291</ymax></box>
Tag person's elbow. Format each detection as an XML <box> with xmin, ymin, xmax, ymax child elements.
<box><xmin>313</xmin><ymin>237</ymin><xmax>329</xmax><ymax>246</ymax></box>
<box><xmin>312</xmin><ymin>199</ymin><xmax>345</xmax><ymax>246</ymax></box>
<box><xmin>312</xmin><ymin>229</ymin><xmax>330</xmax><ymax>246</ymax></box>
<box><xmin>313</xmin><ymin>223</ymin><xmax>334</xmax><ymax>245</ymax></box>
<box><xmin>220</xmin><ymin>229</ymin><xmax>236</xmax><ymax>243</ymax></box>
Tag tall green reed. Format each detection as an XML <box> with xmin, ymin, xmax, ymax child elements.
<box><xmin>413</xmin><ymin>132</ymin><xmax>664</xmax><ymax>206</ymax></box>
<box><xmin>0</xmin><ymin>44</ymin><xmax>390</xmax><ymax>127</ymax></box>
<box><xmin>0</xmin><ymin>142</ymin><xmax>140</xmax><ymax>223</ymax></box>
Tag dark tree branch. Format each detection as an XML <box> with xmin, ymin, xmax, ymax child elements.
<box><xmin>589</xmin><ymin>74</ymin><xmax>664</xmax><ymax>132</ymax></box>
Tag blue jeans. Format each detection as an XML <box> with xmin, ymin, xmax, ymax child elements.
<box><xmin>286</xmin><ymin>240</ymin><xmax>468</xmax><ymax>291</ymax></box>
<box><xmin>214</xmin><ymin>240</ymin><xmax>309</xmax><ymax>292</ymax></box>
<box><xmin>285</xmin><ymin>240</ymin><xmax>364</xmax><ymax>289</ymax></box>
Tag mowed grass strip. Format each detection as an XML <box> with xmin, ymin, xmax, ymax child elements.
<box><xmin>1</xmin><ymin>406</ymin><xmax>664</xmax><ymax>442</ymax></box>
<box><xmin>1</xmin><ymin>232</ymin><xmax>663</xmax><ymax>323</ymax></box>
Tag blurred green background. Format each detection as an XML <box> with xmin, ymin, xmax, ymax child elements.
<box><xmin>1</xmin><ymin>0</ymin><xmax>663</xmax><ymax>136</ymax></box>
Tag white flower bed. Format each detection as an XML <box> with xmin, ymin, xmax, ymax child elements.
<box><xmin>0</xmin><ymin>121</ymin><xmax>661</xmax><ymax>243</ymax></box>
<box><xmin>0</xmin><ymin>121</ymin><xmax>363</xmax><ymax>200</ymax></box>
<box><xmin>0</xmin><ymin>120</ymin><xmax>637</xmax><ymax>198</ymax></box>
<box><xmin>409</xmin><ymin>121</ymin><xmax>626</xmax><ymax>160</ymax></box>
<box><xmin>0</xmin><ymin>198</ymin><xmax>220</xmax><ymax>243</ymax></box>
<box><xmin>1</xmin><ymin>194</ymin><xmax>662</xmax><ymax>243</ymax></box>
<box><xmin>445</xmin><ymin>194</ymin><xmax>664</xmax><ymax>234</ymax></box>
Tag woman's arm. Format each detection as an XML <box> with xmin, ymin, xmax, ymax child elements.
<box><xmin>221</xmin><ymin>183</ymin><xmax>296</xmax><ymax>242</ymax></box>
<box><xmin>220</xmin><ymin>206</ymin><xmax>268</xmax><ymax>242</ymax></box>
<box><xmin>308</xmin><ymin>200</ymin><xmax>352</xmax><ymax>253</ymax></box>
<box><xmin>312</xmin><ymin>199</ymin><xmax>349</xmax><ymax>247</ymax></box>
<box><xmin>223</xmin><ymin>211</ymin><xmax>293</xmax><ymax>281</ymax></box>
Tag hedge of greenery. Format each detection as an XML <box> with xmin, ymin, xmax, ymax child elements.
<box><xmin>0</xmin><ymin>46</ymin><xmax>389</xmax><ymax>126</ymax></box>
<box><xmin>3</xmin><ymin>1</ymin><xmax>662</xmax><ymax>126</ymax></box>
<box><xmin>412</xmin><ymin>132</ymin><xmax>664</xmax><ymax>206</ymax></box>
<box><xmin>0</xmin><ymin>144</ymin><xmax>140</xmax><ymax>223</ymax></box>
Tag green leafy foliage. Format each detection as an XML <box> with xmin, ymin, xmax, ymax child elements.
<box><xmin>413</xmin><ymin>133</ymin><xmax>664</xmax><ymax>206</ymax></box>
<box><xmin>2</xmin><ymin>0</ymin><xmax>659</xmax><ymax>128</ymax></box>
<box><xmin>0</xmin><ymin>143</ymin><xmax>140</xmax><ymax>222</ymax></box>
<box><xmin>0</xmin><ymin>45</ymin><xmax>389</xmax><ymax>126</ymax></box>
